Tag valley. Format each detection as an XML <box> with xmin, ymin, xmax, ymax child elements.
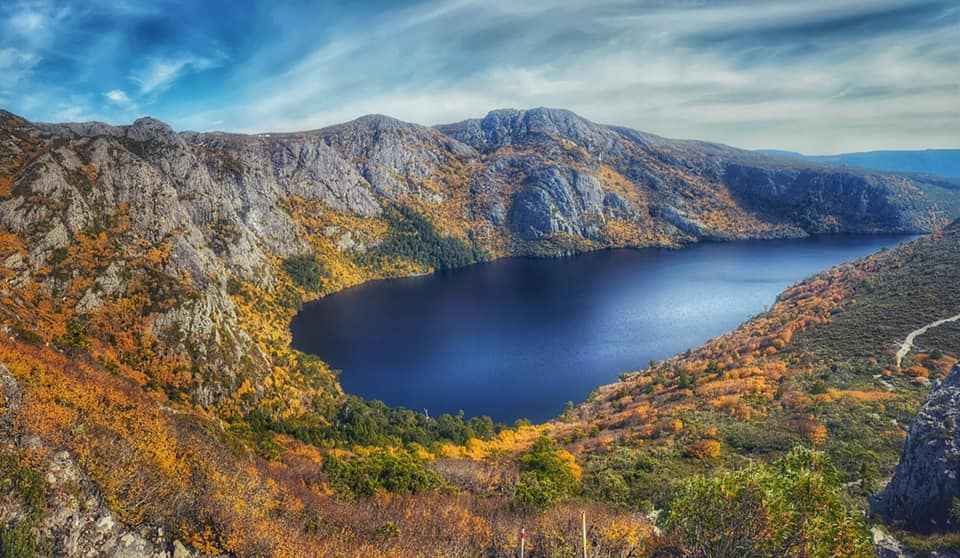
<box><xmin>1</xmin><ymin>107</ymin><xmax>959</xmax><ymax>556</ymax></box>
<box><xmin>292</xmin><ymin>234</ymin><xmax>915</xmax><ymax>423</ymax></box>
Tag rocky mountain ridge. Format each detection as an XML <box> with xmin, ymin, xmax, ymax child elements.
<box><xmin>875</xmin><ymin>362</ymin><xmax>960</xmax><ymax>533</ymax></box>
<box><xmin>2</xmin><ymin>107</ymin><xmax>960</xmax><ymax>555</ymax></box>
<box><xmin>1</xmin><ymin>106</ymin><xmax>958</xmax><ymax>419</ymax></box>
<box><xmin>1</xmin><ymin>105</ymin><xmax>959</xmax><ymax>417</ymax></box>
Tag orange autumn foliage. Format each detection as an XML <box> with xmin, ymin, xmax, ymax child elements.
<box><xmin>685</xmin><ymin>439</ymin><xmax>722</xmax><ymax>460</ymax></box>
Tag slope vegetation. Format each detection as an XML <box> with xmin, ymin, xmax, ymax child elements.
<box><xmin>563</xmin><ymin>226</ymin><xmax>960</xmax><ymax>515</ymax></box>
<box><xmin>1</xmin><ymin>107</ymin><xmax>959</xmax><ymax>555</ymax></box>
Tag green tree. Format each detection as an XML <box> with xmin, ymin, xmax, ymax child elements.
<box><xmin>282</xmin><ymin>254</ymin><xmax>325</xmax><ymax>291</ymax></box>
<box><xmin>468</xmin><ymin>415</ymin><xmax>495</xmax><ymax>440</ymax></box>
<box><xmin>362</xmin><ymin>204</ymin><xmax>484</xmax><ymax>271</ymax></box>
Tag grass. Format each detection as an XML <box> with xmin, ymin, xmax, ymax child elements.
<box><xmin>790</xmin><ymin>233</ymin><xmax>960</xmax><ymax>368</ymax></box>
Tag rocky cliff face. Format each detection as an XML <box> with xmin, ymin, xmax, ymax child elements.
<box><xmin>440</xmin><ymin>108</ymin><xmax>958</xmax><ymax>239</ymax></box>
<box><xmin>1</xmin><ymin>107</ymin><xmax>958</xmax><ymax>407</ymax></box>
<box><xmin>874</xmin><ymin>363</ymin><xmax>960</xmax><ymax>533</ymax></box>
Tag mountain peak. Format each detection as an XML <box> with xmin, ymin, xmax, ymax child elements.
<box><xmin>0</xmin><ymin>109</ymin><xmax>31</xmax><ymax>130</ymax></box>
<box><xmin>315</xmin><ymin>113</ymin><xmax>429</xmax><ymax>137</ymax></box>
<box><xmin>483</xmin><ymin>106</ymin><xmax>583</xmax><ymax>121</ymax></box>
<box><xmin>126</xmin><ymin>116</ymin><xmax>178</xmax><ymax>143</ymax></box>
<box><xmin>437</xmin><ymin>106</ymin><xmax>615</xmax><ymax>154</ymax></box>
<box><xmin>478</xmin><ymin>107</ymin><xmax>592</xmax><ymax>131</ymax></box>
<box><xmin>129</xmin><ymin>116</ymin><xmax>174</xmax><ymax>132</ymax></box>
<box><xmin>350</xmin><ymin>113</ymin><xmax>405</xmax><ymax>126</ymax></box>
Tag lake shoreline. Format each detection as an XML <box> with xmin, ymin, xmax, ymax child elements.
<box><xmin>292</xmin><ymin>233</ymin><xmax>920</xmax><ymax>423</ymax></box>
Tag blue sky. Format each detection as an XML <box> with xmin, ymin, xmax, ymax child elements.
<box><xmin>1</xmin><ymin>0</ymin><xmax>957</xmax><ymax>153</ymax></box>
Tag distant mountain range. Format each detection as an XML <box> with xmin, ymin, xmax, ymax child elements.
<box><xmin>757</xmin><ymin>148</ymin><xmax>960</xmax><ymax>179</ymax></box>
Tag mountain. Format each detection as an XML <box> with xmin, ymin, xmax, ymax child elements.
<box><xmin>2</xmin><ymin>105</ymin><xmax>956</xmax><ymax>409</ymax></box>
<box><xmin>2</xmin><ymin>107</ymin><xmax>956</xmax><ymax>402</ymax></box>
<box><xmin>758</xmin><ymin>148</ymin><xmax>960</xmax><ymax>179</ymax></box>
<box><xmin>2</xmin><ymin>107</ymin><xmax>960</xmax><ymax>556</ymax></box>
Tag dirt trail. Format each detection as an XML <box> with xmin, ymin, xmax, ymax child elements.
<box><xmin>896</xmin><ymin>312</ymin><xmax>960</xmax><ymax>368</ymax></box>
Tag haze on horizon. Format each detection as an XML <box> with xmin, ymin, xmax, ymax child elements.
<box><xmin>1</xmin><ymin>0</ymin><xmax>957</xmax><ymax>154</ymax></box>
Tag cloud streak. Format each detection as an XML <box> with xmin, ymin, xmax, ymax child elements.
<box><xmin>131</xmin><ymin>55</ymin><xmax>220</xmax><ymax>95</ymax></box>
<box><xmin>1</xmin><ymin>0</ymin><xmax>957</xmax><ymax>153</ymax></box>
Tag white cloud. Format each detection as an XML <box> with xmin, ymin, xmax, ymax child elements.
<box><xmin>0</xmin><ymin>47</ymin><xmax>38</xmax><ymax>80</ymax></box>
<box><xmin>104</xmin><ymin>89</ymin><xmax>132</xmax><ymax>105</ymax></box>
<box><xmin>6</xmin><ymin>0</ymin><xmax>954</xmax><ymax>152</ymax></box>
<box><xmin>201</xmin><ymin>0</ymin><xmax>957</xmax><ymax>152</ymax></box>
<box><xmin>51</xmin><ymin>104</ymin><xmax>93</xmax><ymax>122</ymax></box>
<box><xmin>131</xmin><ymin>55</ymin><xmax>220</xmax><ymax>95</ymax></box>
<box><xmin>11</xmin><ymin>10</ymin><xmax>44</xmax><ymax>31</ymax></box>
<box><xmin>0</xmin><ymin>47</ymin><xmax>40</xmax><ymax>104</ymax></box>
<box><xmin>0</xmin><ymin>1</ymin><xmax>72</xmax><ymax>104</ymax></box>
<box><xmin>5</xmin><ymin>0</ymin><xmax>70</xmax><ymax>43</ymax></box>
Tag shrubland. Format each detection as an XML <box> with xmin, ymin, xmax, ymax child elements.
<box><xmin>2</xmin><ymin>107</ymin><xmax>959</xmax><ymax>555</ymax></box>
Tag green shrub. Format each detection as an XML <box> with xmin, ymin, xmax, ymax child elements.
<box><xmin>0</xmin><ymin>452</ymin><xmax>45</xmax><ymax>558</ymax></box>
<box><xmin>513</xmin><ymin>437</ymin><xmax>579</xmax><ymax>511</ymax></box>
<box><xmin>663</xmin><ymin>446</ymin><xmax>872</xmax><ymax>558</ymax></box>
<box><xmin>809</xmin><ymin>380</ymin><xmax>829</xmax><ymax>395</ymax></box>
<box><xmin>47</xmin><ymin>247</ymin><xmax>68</xmax><ymax>265</ymax></box>
<box><xmin>61</xmin><ymin>319</ymin><xmax>90</xmax><ymax>350</ymax></box>
<box><xmin>323</xmin><ymin>451</ymin><xmax>443</xmax><ymax>498</ymax></box>
<box><xmin>375</xmin><ymin>521</ymin><xmax>401</xmax><ymax>538</ymax></box>
<box><xmin>1</xmin><ymin>524</ymin><xmax>38</xmax><ymax>558</ymax></box>
<box><xmin>898</xmin><ymin>530</ymin><xmax>960</xmax><ymax>556</ymax></box>
<box><xmin>582</xmin><ymin>448</ymin><xmax>661</xmax><ymax>511</ymax></box>
<box><xmin>282</xmin><ymin>255</ymin><xmax>326</xmax><ymax>292</ymax></box>
<box><xmin>722</xmin><ymin>421</ymin><xmax>801</xmax><ymax>454</ymax></box>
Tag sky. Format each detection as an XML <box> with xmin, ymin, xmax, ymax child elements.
<box><xmin>1</xmin><ymin>0</ymin><xmax>957</xmax><ymax>153</ymax></box>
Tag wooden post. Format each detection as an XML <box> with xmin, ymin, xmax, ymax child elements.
<box><xmin>520</xmin><ymin>527</ymin><xmax>525</xmax><ymax>558</ymax></box>
<box><xmin>581</xmin><ymin>509</ymin><xmax>587</xmax><ymax>558</ymax></box>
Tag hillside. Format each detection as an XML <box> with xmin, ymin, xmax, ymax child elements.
<box><xmin>560</xmin><ymin>226</ymin><xmax>960</xmax><ymax>522</ymax></box>
<box><xmin>2</xmin><ymin>107</ymin><xmax>960</xmax><ymax>556</ymax></box>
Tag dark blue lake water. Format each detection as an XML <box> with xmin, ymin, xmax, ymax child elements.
<box><xmin>290</xmin><ymin>235</ymin><xmax>915</xmax><ymax>423</ymax></box>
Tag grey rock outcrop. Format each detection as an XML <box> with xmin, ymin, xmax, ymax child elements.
<box><xmin>722</xmin><ymin>164</ymin><xmax>908</xmax><ymax>233</ymax></box>
<box><xmin>874</xmin><ymin>363</ymin><xmax>960</xmax><ymax>533</ymax></box>
<box><xmin>873</xmin><ymin>527</ymin><xmax>909</xmax><ymax>558</ymax></box>
<box><xmin>0</xmin><ymin>364</ymin><xmax>212</xmax><ymax>558</ymax></box>
<box><xmin>511</xmin><ymin>166</ymin><xmax>608</xmax><ymax>240</ymax></box>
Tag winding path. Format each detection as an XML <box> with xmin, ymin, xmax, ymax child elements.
<box><xmin>896</xmin><ymin>312</ymin><xmax>960</xmax><ymax>368</ymax></box>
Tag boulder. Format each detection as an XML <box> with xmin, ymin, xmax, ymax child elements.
<box><xmin>873</xmin><ymin>363</ymin><xmax>960</xmax><ymax>533</ymax></box>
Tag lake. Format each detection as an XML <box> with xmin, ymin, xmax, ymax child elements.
<box><xmin>290</xmin><ymin>235</ymin><xmax>916</xmax><ymax>423</ymax></box>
